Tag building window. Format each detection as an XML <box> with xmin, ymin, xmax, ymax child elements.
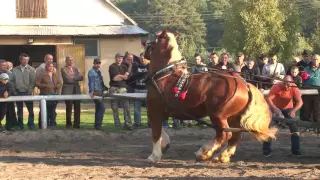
<box><xmin>73</xmin><ymin>39</ymin><xmax>99</xmax><ymax>57</ymax></box>
<box><xmin>16</xmin><ymin>0</ymin><xmax>48</xmax><ymax>18</ymax></box>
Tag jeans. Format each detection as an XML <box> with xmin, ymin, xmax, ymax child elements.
<box><xmin>16</xmin><ymin>92</ymin><xmax>34</xmax><ymax>129</ymax></box>
<box><xmin>5</xmin><ymin>102</ymin><xmax>17</xmax><ymax>130</ymax></box>
<box><xmin>110</xmin><ymin>86</ymin><xmax>132</xmax><ymax>127</ymax></box>
<box><xmin>133</xmin><ymin>89</ymin><xmax>148</xmax><ymax>125</ymax></box>
<box><xmin>263</xmin><ymin>108</ymin><xmax>300</xmax><ymax>153</ymax></box>
<box><xmin>94</xmin><ymin>99</ymin><xmax>105</xmax><ymax>129</ymax></box>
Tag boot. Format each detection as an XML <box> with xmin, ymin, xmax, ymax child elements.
<box><xmin>291</xmin><ymin>133</ymin><xmax>301</xmax><ymax>155</ymax></box>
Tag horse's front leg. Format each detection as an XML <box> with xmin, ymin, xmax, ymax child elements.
<box><xmin>195</xmin><ymin>116</ymin><xmax>232</xmax><ymax>161</ymax></box>
<box><xmin>147</xmin><ymin>104</ymin><xmax>170</xmax><ymax>163</ymax></box>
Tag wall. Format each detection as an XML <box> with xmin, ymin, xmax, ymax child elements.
<box><xmin>0</xmin><ymin>36</ymin><xmax>72</xmax><ymax>45</ymax></box>
<box><xmin>0</xmin><ymin>0</ymin><xmax>125</xmax><ymax>25</ymax></box>
<box><xmin>84</xmin><ymin>36</ymin><xmax>143</xmax><ymax>91</ymax></box>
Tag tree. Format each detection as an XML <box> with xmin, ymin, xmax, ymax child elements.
<box><xmin>221</xmin><ymin>0</ymin><xmax>287</xmax><ymax>58</ymax></box>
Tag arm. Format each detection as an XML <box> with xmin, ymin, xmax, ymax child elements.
<box><xmin>29</xmin><ymin>68</ymin><xmax>36</xmax><ymax>94</ymax></box>
<box><xmin>61</xmin><ymin>67</ymin><xmax>75</xmax><ymax>84</ymax></box>
<box><xmin>266</xmin><ymin>86</ymin><xmax>281</xmax><ymax>114</ymax></box>
<box><xmin>55</xmin><ymin>73</ymin><xmax>62</xmax><ymax>89</ymax></box>
<box><xmin>88</xmin><ymin>70</ymin><xmax>95</xmax><ymax>93</ymax></box>
<box><xmin>11</xmin><ymin>70</ymin><xmax>17</xmax><ymax>95</ymax></box>
<box><xmin>291</xmin><ymin>88</ymin><xmax>303</xmax><ymax>114</ymax></box>
<box><xmin>279</xmin><ymin>64</ymin><xmax>286</xmax><ymax>79</ymax></box>
<box><xmin>74</xmin><ymin>68</ymin><xmax>84</xmax><ymax>81</ymax></box>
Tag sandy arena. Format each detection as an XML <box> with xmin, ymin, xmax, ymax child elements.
<box><xmin>0</xmin><ymin>128</ymin><xmax>319</xmax><ymax>180</ymax></box>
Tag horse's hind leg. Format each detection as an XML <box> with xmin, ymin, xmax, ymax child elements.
<box><xmin>147</xmin><ymin>107</ymin><xmax>170</xmax><ymax>163</ymax></box>
<box><xmin>216</xmin><ymin>131</ymin><xmax>242</xmax><ymax>163</ymax></box>
<box><xmin>195</xmin><ymin>116</ymin><xmax>232</xmax><ymax>161</ymax></box>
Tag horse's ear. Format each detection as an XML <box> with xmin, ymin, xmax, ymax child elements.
<box><xmin>174</xmin><ymin>33</ymin><xmax>179</xmax><ymax>39</ymax></box>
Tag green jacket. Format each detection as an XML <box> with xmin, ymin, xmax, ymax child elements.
<box><xmin>11</xmin><ymin>65</ymin><xmax>36</xmax><ymax>94</ymax></box>
<box><xmin>304</xmin><ymin>65</ymin><xmax>320</xmax><ymax>87</ymax></box>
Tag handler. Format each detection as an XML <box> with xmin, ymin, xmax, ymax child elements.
<box><xmin>262</xmin><ymin>75</ymin><xmax>303</xmax><ymax>157</ymax></box>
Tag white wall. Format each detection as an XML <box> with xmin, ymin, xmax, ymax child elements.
<box><xmin>0</xmin><ymin>0</ymin><xmax>125</xmax><ymax>25</ymax></box>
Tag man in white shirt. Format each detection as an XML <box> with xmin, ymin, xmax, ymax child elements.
<box><xmin>262</xmin><ymin>54</ymin><xmax>285</xmax><ymax>86</ymax></box>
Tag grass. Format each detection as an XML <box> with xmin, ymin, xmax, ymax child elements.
<box><xmin>17</xmin><ymin>102</ymin><xmax>152</xmax><ymax>132</ymax></box>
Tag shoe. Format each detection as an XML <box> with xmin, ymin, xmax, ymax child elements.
<box><xmin>292</xmin><ymin>151</ymin><xmax>302</xmax><ymax>156</ymax></box>
<box><xmin>124</xmin><ymin>123</ymin><xmax>134</xmax><ymax>130</ymax></box>
<box><xmin>188</xmin><ymin>123</ymin><xmax>193</xmax><ymax>128</ymax></box>
<box><xmin>73</xmin><ymin>125</ymin><xmax>80</xmax><ymax>129</ymax></box>
<box><xmin>263</xmin><ymin>151</ymin><xmax>271</xmax><ymax>157</ymax></box>
<box><xmin>94</xmin><ymin>126</ymin><xmax>102</xmax><ymax>130</ymax></box>
<box><xmin>133</xmin><ymin>123</ymin><xmax>142</xmax><ymax>128</ymax></box>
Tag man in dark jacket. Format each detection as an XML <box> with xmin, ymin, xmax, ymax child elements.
<box><xmin>241</xmin><ymin>58</ymin><xmax>262</xmax><ymax>88</ymax></box>
<box><xmin>0</xmin><ymin>73</ymin><xmax>12</xmax><ymax>132</ymax></box>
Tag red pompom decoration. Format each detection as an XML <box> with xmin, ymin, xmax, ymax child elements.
<box><xmin>301</xmin><ymin>72</ymin><xmax>310</xmax><ymax>81</ymax></box>
<box><xmin>230</xmin><ymin>72</ymin><xmax>237</xmax><ymax>76</ymax></box>
<box><xmin>179</xmin><ymin>91</ymin><xmax>188</xmax><ymax>100</ymax></box>
<box><xmin>141</xmin><ymin>40</ymin><xmax>147</xmax><ymax>46</ymax></box>
<box><xmin>173</xmin><ymin>87</ymin><xmax>179</xmax><ymax>93</ymax></box>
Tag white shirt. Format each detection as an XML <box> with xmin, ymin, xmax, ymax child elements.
<box><xmin>262</xmin><ymin>62</ymin><xmax>286</xmax><ymax>83</ymax></box>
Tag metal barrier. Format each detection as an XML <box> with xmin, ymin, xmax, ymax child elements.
<box><xmin>0</xmin><ymin>89</ymin><xmax>317</xmax><ymax>129</ymax></box>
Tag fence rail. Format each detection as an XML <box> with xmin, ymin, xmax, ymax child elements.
<box><xmin>0</xmin><ymin>89</ymin><xmax>318</xmax><ymax>129</ymax></box>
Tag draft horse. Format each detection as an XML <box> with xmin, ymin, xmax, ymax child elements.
<box><xmin>143</xmin><ymin>30</ymin><xmax>277</xmax><ymax>163</ymax></box>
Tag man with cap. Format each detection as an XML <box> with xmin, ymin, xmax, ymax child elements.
<box><xmin>234</xmin><ymin>52</ymin><xmax>246</xmax><ymax>73</ymax></box>
<box><xmin>0</xmin><ymin>73</ymin><xmax>13</xmax><ymax>131</ymax></box>
<box><xmin>108</xmin><ymin>53</ymin><xmax>133</xmax><ymax>130</ymax></box>
<box><xmin>88</xmin><ymin>58</ymin><xmax>108</xmax><ymax>130</ymax></box>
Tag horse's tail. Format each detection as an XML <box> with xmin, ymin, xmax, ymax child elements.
<box><xmin>239</xmin><ymin>84</ymin><xmax>278</xmax><ymax>142</ymax></box>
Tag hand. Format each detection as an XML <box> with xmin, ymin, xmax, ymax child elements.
<box><xmin>89</xmin><ymin>92</ymin><xmax>94</xmax><ymax>98</ymax></box>
<box><xmin>288</xmin><ymin>109</ymin><xmax>296</xmax><ymax>118</ymax></box>
<box><xmin>272</xmin><ymin>107</ymin><xmax>282</xmax><ymax>114</ymax></box>
<box><xmin>3</xmin><ymin>91</ymin><xmax>8</xmax><ymax>98</ymax></box>
<box><xmin>125</xmin><ymin>72</ymin><xmax>129</xmax><ymax>76</ymax></box>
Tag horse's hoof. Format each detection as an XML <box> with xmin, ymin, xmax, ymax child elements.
<box><xmin>147</xmin><ymin>154</ymin><xmax>161</xmax><ymax>164</ymax></box>
<box><xmin>161</xmin><ymin>144</ymin><xmax>170</xmax><ymax>154</ymax></box>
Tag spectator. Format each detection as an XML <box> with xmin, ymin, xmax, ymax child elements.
<box><xmin>0</xmin><ymin>73</ymin><xmax>12</xmax><ymax>132</ymax></box>
<box><xmin>241</xmin><ymin>58</ymin><xmax>261</xmax><ymax>88</ymax></box>
<box><xmin>0</xmin><ymin>60</ymin><xmax>17</xmax><ymax>130</ymax></box>
<box><xmin>207</xmin><ymin>52</ymin><xmax>219</xmax><ymax>69</ymax></box>
<box><xmin>286</xmin><ymin>57</ymin><xmax>301</xmax><ymax>75</ymax></box>
<box><xmin>262</xmin><ymin>75</ymin><xmax>303</xmax><ymax>157</ymax></box>
<box><xmin>191</xmin><ymin>54</ymin><xmax>208</xmax><ymax>74</ymax></box>
<box><xmin>36</xmin><ymin>62</ymin><xmax>61</xmax><ymax>128</ymax></box>
<box><xmin>11</xmin><ymin>53</ymin><xmax>36</xmax><ymax>129</ymax></box>
<box><xmin>36</xmin><ymin>54</ymin><xmax>57</xmax><ymax>78</ymax></box>
<box><xmin>289</xmin><ymin>66</ymin><xmax>302</xmax><ymax>88</ymax></box>
<box><xmin>300</xmin><ymin>54</ymin><xmax>320</xmax><ymax>123</ymax></box>
<box><xmin>217</xmin><ymin>53</ymin><xmax>234</xmax><ymax>71</ymax></box>
<box><xmin>88</xmin><ymin>58</ymin><xmax>108</xmax><ymax>130</ymax></box>
<box><xmin>61</xmin><ymin>56</ymin><xmax>84</xmax><ymax>129</ymax></box>
<box><xmin>258</xmin><ymin>53</ymin><xmax>269</xmax><ymax>73</ymax></box>
<box><xmin>109</xmin><ymin>53</ymin><xmax>133</xmax><ymax>130</ymax></box>
<box><xmin>297</xmin><ymin>49</ymin><xmax>312</xmax><ymax>72</ymax></box>
<box><xmin>129</xmin><ymin>53</ymin><xmax>149</xmax><ymax>127</ymax></box>
<box><xmin>262</xmin><ymin>53</ymin><xmax>285</xmax><ymax>86</ymax></box>
<box><xmin>234</xmin><ymin>52</ymin><xmax>246</xmax><ymax>73</ymax></box>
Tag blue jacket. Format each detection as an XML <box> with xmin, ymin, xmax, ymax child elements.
<box><xmin>88</xmin><ymin>67</ymin><xmax>105</xmax><ymax>93</ymax></box>
<box><xmin>304</xmin><ymin>65</ymin><xmax>320</xmax><ymax>87</ymax></box>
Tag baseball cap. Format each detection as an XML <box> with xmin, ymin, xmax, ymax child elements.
<box><xmin>0</xmin><ymin>73</ymin><xmax>9</xmax><ymax>80</ymax></box>
<box><xmin>93</xmin><ymin>58</ymin><xmax>101</xmax><ymax>64</ymax></box>
<box><xmin>302</xmin><ymin>49</ymin><xmax>311</xmax><ymax>56</ymax></box>
<box><xmin>115</xmin><ymin>53</ymin><xmax>124</xmax><ymax>58</ymax></box>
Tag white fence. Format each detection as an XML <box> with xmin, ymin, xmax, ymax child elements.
<box><xmin>0</xmin><ymin>89</ymin><xmax>318</xmax><ymax>129</ymax></box>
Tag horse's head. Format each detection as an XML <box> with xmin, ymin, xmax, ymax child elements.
<box><xmin>142</xmin><ymin>29</ymin><xmax>181</xmax><ymax>64</ymax></box>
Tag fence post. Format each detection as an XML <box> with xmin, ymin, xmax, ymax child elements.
<box><xmin>40</xmin><ymin>98</ymin><xmax>47</xmax><ymax>129</ymax></box>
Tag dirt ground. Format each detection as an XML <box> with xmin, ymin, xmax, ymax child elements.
<box><xmin>0</xmin><ymin>128</ymin><xmax>319</xmax><ymax>180</ymax></box>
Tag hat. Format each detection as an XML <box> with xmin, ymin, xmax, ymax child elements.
<box><xmin>302</xmin><ymin>49</ymin><xmax>311</xmax><ymax>56</ymax></box>
<box><xmin>0</xmin><ymin>73</ymin><xmax>9</xmax><ymax>80</ymax></box>
<box><xmin>93</xmin><ymin>58</ymin><xmax>101</xmax><ymax>64</ymax></box>
<box><xmin>115</xmin><ymin>53</ymin><xmax>124</xmax><ymax>58</ymax></box>
<box><xmin>237</xmin><ymin>52</ymin><xmax>244</xmax><ymax>57</ymax></box>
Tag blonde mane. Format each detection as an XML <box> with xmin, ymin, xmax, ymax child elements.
<box><xmin>166</xmin><ymin>32</ymin><xmax>182</xmax><ymax>63</ymax></box>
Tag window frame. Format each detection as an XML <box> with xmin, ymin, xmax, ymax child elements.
<box><xmin>73</xmin><ymin>38</ymin><xmax>100</xmax><ymax>57</ymax></box>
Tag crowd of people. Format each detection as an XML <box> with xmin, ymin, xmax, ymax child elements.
<box><xmin>0</xmin><ymin>49</ymin><xmax>319</xmax><ymax>133</ymax></box>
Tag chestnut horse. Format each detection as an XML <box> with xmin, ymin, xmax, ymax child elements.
<box><xmin>144</xmin><ymin>30</ymin><xmax>277</xmax><ymax>163</ymax></box>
